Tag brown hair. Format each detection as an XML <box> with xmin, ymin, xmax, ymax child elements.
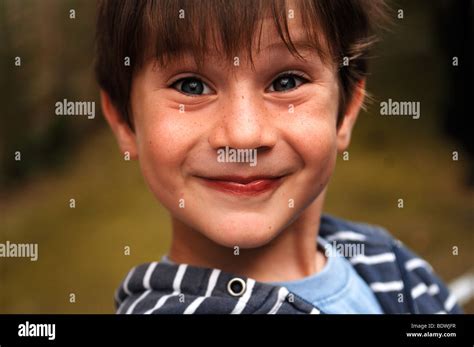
<box><xmin>95</xmin><ymin>0</ymin><xmax>389</xmax><ymax>129</ymax></box>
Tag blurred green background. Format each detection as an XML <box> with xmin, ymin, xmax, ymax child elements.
<box><xmin>1</xmin><ymin>0</ymin><xmax>473</xmax><ymax>313</ymax></box>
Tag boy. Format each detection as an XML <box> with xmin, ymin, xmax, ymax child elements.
<box><xmin>95</xmin><ymin>0</ymin><xmax>462</xmax><ymax>314</ymax></box>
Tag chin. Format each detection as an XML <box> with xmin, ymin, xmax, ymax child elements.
<box><xmin>200</xmin><ymin>214</ymin><xmax>283</xmax><ymax>249</ymax></box>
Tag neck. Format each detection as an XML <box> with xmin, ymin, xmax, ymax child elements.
<box><xmin>168</xmin><ymin>192</ymin><xmax>327</xmax><ymax>283</ymax></box>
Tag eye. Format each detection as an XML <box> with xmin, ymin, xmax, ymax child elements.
<box><xmin>267</xmin><ymin>72</ymin><xmax>309</xmax><ymax>92</ymax></box>
<box><xmin>171</xmin><ymin>77</ymin><xmax>213</xmax><ymax>96</ymax></box>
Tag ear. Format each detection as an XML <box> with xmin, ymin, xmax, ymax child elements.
<box><xmin>336</xmin><ymin>79</ymin><xmax>366</xmax><ymax>153</ymax></box>
<box><xmin>100</xmin><ymin>90</ymin><xmax>138</xmax><ymax>160</ymax></box>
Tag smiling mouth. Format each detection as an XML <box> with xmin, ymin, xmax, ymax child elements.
<box><xmin>196</xmin><ymin>175</ymin><xmax>286</xmax><ymax>196</ymax></box>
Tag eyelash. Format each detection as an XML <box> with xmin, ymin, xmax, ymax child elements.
<box><xmin>274</xmin><ymin>71</ymin><xmax>308</xmax><ymax>81</ymax></box>
<box><xmin>269</xmin><ymin>71</ymin><xmax>309</xmax><ymax>92</ymax></box>
<box><xmin>169</xmin><ymin>70</ymin><xmax>310</xmax><ymax>96</ymax></box>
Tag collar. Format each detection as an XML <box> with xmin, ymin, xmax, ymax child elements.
<box><xmin>115</xmin><ymin>214</ymin><xmax>409</xmax><ymax>314</ymax></box>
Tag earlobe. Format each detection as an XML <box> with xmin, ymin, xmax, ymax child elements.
<box><xmin>336</xmin><ymin>80</ymin><xmax>366</xmax><ymax>152</ymax></box>
<box><xmin>100</xmin><ymin>90</ymin><xmax>138</xmax><ymax>160</ymax></box>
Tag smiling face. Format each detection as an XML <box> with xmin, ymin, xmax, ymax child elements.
<box><xmin>102</xmin><ymin>13</ymin><xmax>363</xmax><ymax>249</ymax></box>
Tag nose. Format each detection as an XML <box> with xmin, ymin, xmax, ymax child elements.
<box><xmin>208</xmin><ymin>88</ymin><xmax>277</xmax><ymax>151</ymax></box>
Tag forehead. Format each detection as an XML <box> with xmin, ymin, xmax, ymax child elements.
<box><xmin>142</xmin><ymin>0</ymin><xmax>331</xmax><ymax>70</ymax></box>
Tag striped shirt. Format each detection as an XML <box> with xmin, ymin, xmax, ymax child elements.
<box><xmin>115</xmin><ymin>214</ymin><xmax>463</xmax><ymax>314</ymax></box>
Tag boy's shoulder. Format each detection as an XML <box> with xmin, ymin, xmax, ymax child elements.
<box><xmin>320</xmin><ymin>213</ymin><xmax>394</xmax><ymax>245</ymax></box>
<box><xmin>319</xmin><ymin>213</ymin><xmax>462</xmax><ymax>314</ymax></box>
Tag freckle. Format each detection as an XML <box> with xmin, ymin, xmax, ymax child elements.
<box><xmin>241</xmin><ymin>95</ymin><xmax>244</xmax><ymax>99</ymax></box>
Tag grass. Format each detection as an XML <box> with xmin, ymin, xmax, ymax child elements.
<box><xmin>2</xmin><ymin>130</ymin><xmax>172</xmax><ymax>313</ymax></box>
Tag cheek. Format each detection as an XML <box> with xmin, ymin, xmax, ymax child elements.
<box><xmin>286</xmin><ymin>96</ymin><xmax>339</xmax><ymax>185</ymax></box>
<box><xmin>291</xmin><ymin>115</ymin><xmax>337</xmax><ymax>156</ymax></box>
<box><xmin>295</xmin><ymin>118</ymin><xmax>337</xmax><ymax>196</ymax></box>
<box><xmin>139</xmin><ymin>116</ymin><xmax>188</xmax><ymax>165</ymax></box>
<box><xmin>131</xmin><ymin>78</ymin><xmax>194</xmax><ymax>165</ymax></box>
<box><xmin>133</xmin><ymin>101</ymin><xmax>200</xmax><ymax>200</ymax></box>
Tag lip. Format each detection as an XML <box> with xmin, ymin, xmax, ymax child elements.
<box><xmin>196</xmin><ymin>175</ymin><xmax>286</xmax><ymax>196</ymax></box>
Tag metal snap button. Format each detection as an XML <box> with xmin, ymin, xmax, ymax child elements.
<box><xmin>227</xmin><ymin>278</ymin><xmax>246</xmax><ymax>297</ymax></box>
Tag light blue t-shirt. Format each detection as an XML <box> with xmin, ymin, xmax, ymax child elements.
<box><xmin>272</xmin><ymin>237</ymin><xmax>383</xmax><ymax>314</ymax></box>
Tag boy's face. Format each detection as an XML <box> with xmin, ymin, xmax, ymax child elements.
<box><xmin>103</xmin><ymin>17</ymin><xmax>362</xmax><ymax>248</ymax></box>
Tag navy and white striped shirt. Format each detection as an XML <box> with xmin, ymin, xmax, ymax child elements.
<box><xmin>115</xmin><ymin>214</ymin><xmax>463</xmax><ymax>314</ymax></box>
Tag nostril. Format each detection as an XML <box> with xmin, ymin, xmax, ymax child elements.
<box><xmin>256</xmin><ymin>146</ymin><xmax>271</xmax><ymax>154</ymax></box>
